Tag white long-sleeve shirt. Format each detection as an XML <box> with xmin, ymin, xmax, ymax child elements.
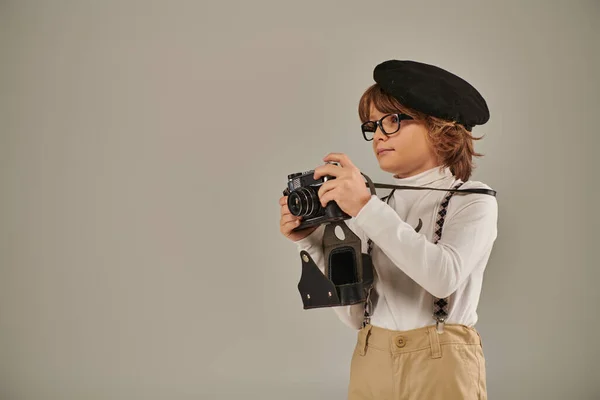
<box><xmin>294</xmin><ymin>166</ymin><xmax>498</xmax><ymax>331</ymax></box>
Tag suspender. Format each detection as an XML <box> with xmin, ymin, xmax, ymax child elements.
<box><xmin>431</xmin><ymin>181</ymin><xmax>464</xmax><ymax>333</ymax></box>
<box><xmin>362</xmin><ymin>181</ymin><xmax>465</xmax><ymax>333</ymax></box>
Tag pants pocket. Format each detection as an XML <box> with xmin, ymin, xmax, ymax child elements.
<box><xmin>460</xmin><ymin>344</ymin><xmax>487</xmax><ymax>400</ymax></box>
<box><xmin>403</xmin><ymin>344</ymin><xmax>481</xmax><ymax>400</ymax></box>
<box><xmin>348</xmin><ymin>345</ymin><xmax>393</xmax><ymax>400</ymax></box>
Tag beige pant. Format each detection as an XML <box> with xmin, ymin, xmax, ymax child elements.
<box><xmin>348</xmin><ymin>323</ymin><xmax>487</xmax><ymax>400</ymax></box>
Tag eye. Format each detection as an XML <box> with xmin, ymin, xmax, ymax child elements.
<box><xmin>362</xmin><ymin>121</ymin><xmax>376</xmax><ymax>132</ymax></box>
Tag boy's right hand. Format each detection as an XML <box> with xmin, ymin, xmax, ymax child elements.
<box><xmin>279</xmin><ymin>196</ymin><xmax>318</xmax><ymax>242</ymax></box>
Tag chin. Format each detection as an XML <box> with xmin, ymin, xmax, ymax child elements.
<box><xmin>377</xmin><ymin>158</ymin><xmax>402</xmax><ymax>174</ymax></box>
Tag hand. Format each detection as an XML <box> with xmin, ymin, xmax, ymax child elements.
<box><xmin>313</xmin><ymin>153</ymin><xmax>372</xmax><ymax>217</ymax></box>
<box><xmin>279</xmin><ymin>195</ymin><xmax>318</xmax><ymax>242</ymax></box>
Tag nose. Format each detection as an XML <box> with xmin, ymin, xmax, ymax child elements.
<box><xmin>372</xmin><ymin>125</ymin><xmax>387</xmax><ymax>141</ymax></box>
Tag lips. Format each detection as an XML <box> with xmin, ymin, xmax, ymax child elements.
<box><xmin>377</xmin><ymin>148</ymin><xmax>394</xmax><ymax>155</ymax></box>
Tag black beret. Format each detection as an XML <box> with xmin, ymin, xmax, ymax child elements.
<box><xmin>373</xmin><ymin>60</ymin><xmax>490</xmax><ymax>130</ymax></box>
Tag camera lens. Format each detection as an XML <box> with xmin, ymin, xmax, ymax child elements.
<box><xmin>288</xmin><ymin>187</ymin><xmax>321</xmax><ymax>218</ymax></box>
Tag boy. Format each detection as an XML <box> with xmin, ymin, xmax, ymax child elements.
<box><xmin>279</xmin><ymin>60</ymin><xmax>497</xmax><ymax>399</ymax></box>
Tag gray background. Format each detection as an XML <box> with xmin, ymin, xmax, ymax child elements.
<box><xmin>1</xmin><ymin>0</ymin><xmax>597</xmax><ymax>399</ymax></box>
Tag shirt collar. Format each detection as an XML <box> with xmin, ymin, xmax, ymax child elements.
<box><xmin>392</xmin><ymin>166</ymin><xmax>453</xmax><ymax>186</ymax></box>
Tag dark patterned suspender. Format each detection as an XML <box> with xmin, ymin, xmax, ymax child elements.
<box><xmin>362</xmin><ymin>236</ymin><xmax>376</xmax><ymax>328</ymax></box>
<box><xmin>362</xmin><ymin>181</ymin><xmax>464</xmax><ymax>332</ymax></box>
<box><xmin>432</xmin><ymin>181</ymin><xmax>464</xmax><ymax>333</ymax></box>
<box><xmin>362</xmin><ymin>191</ymin><xmax>394</xmax><ymax>328</ymax></box>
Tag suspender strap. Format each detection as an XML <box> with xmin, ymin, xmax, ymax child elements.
<box><xmin>362</xmin><ymin>191</ymin><xmax>394</xmax><ymax>328</ymax></box>
<box><xmin>432</xmin><ymin>181</ymin><xmax>464</xmax><ymax>333</ymax></box>
<box><xmin>362</xmin><ymin>228</ymin><xmax>376</xmax><ymax>327</ymax></box>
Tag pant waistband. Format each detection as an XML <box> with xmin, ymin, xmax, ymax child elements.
<box><xmin>357</xmin><ymin>323</ymin><xmax>482</xmax><ymax>359</ymax></box>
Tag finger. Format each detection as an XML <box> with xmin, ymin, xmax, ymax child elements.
<box><xmin>281</xmin><ymin>218</ymin><xmax>301</xmax><ymax>234</ymax></box>
<box><xmin>313</xmin><ymin>163</ymin><xmax>342</xmax><ymax>180</ymax></box>
<box><xmin>317</xmin><ymin>179</ymin><xmax>340</xmax><ymax>200</ymax></box>
<box><xmin>319</xmin><ymin>187</ymin><xmax>340</xmax><ymax>208</ymax></box>
<box><xmin>280</xmin><ymin>196</ymin><xmax>292</xmax><ymax>215</ymax></box>
<box><xmin>281</xmin><ymin>213</ymin><xmax>299</xmax><ymax>224</ymax></box>
<box><xmin>323</xmin><ymin>152</ymin><xmax>354</xmax><ymax>168</ymax></box>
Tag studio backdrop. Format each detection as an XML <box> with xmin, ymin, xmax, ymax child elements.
<box><xmin>0</xmin><ymin>1</ymin><xmax>597</xmax><ymax>399</ymax></box>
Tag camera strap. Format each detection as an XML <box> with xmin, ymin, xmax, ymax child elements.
<box><xmin>360</xmin><ymin>176</ymin><xmax>485</xmax><ymax>332</ymax></box>
<box><xmin>367</xmin><ymin>180</ymin><xmax>495</xmax><ymax>197</ymax></box>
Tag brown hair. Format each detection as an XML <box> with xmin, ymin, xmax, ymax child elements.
<box><xmin>358</xmin><ymin>84</ymin><xmax>484</xmax><ymax>181</ymax></box>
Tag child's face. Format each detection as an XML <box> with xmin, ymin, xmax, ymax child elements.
<box><xmin>369</xmin><ymin>104</ymin><xmax>439</xmax><ymax>178</ymax></box>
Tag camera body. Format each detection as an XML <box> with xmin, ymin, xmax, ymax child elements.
<box><xmin>283</xmin><ymin>162</ymin><xmax>351</xmax><ymax>231</ymax></box>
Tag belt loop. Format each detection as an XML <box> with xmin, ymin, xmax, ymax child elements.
<box><xmin>358</xmin><ymin>324</ymin><xmax>372</xmax><ymax>356</ymax></box>
<box><xmin>428</xmin><ymin>326</ymin><xmax>442</xmax><ymax>359</ymax></box>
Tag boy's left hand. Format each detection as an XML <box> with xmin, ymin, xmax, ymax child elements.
<box><xmin>313</xmin><ymin>153</ymin><xmax>372</xmax><ymax>217</ymax></box>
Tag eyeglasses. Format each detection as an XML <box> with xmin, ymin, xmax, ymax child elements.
<box><xmin>361</xmin><ymin>113</ymin><xmax>414</xmax><ymax>141</ymax></box>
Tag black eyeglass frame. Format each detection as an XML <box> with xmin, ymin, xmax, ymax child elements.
<box><xmin>360</xmin><ymin>113</ymin><xmax>414</xmax><ymax>141</ymax></box>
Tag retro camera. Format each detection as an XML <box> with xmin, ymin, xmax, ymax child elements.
<box><xmin>282</xmin><ymin>162</ymin><xmax>350</xmax><ymax>231</ymax></box>
<box><xmin>282</xmin><ymin>161</ymin><xmax>374</xmax><ymax>310</ymax></box>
